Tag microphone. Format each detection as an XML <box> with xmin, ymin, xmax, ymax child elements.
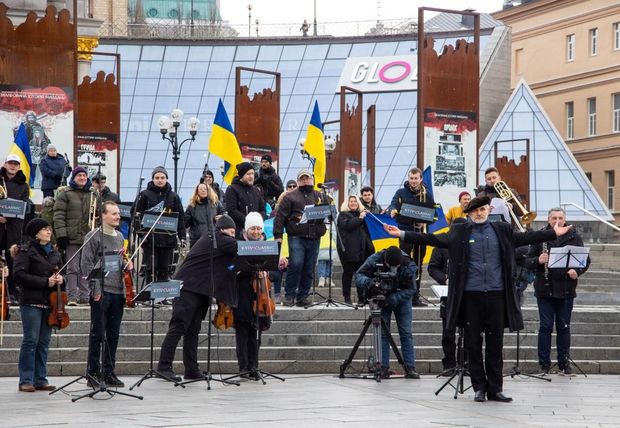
<box><xmin>317</xmin><ymin>183</ymin><xmax>328</xmax><ymax>189</ymax></box>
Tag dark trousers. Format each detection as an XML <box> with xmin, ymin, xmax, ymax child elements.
<box><xmin>463</xmin><ymin>291</ymin><xmax>505</xmax><ymax>395</ymax></box>
<box><xmin>439</xmin><ymin>297</ymin><xmax>457</xmax><ymax>369</ymax></box>
<box><xmin>234</xmin><ymin>321</ymin><xmax>258</xmax><ymax>371</ymax></box>
<box><xmin>398</xmin><ymin>238</ymin><xmax>425</xmax><ymax>296</ymax></box>
<box><xmin>341</xmin><ymin>261</ymin><xmax>363</xmax><ymax>301</ymax></box>
<box><xmin>537</xmin><ymin>296</ymin><xmax>574</xmax><ymax>369</ymax></box>
<box><xmin>143</xmin><ymin>247</ymin><xmax>173</xmax><ymax>284</ymax></box>
<box><xmin>87</xmin><ymin>292</ymin><xmax>125</xmax><ymax>375</ymax></box>
<box><xmin>158</xmin><ymin>289</ymin><xmax>210</xmax><ymax>375</ymax></box>
<box><xmin>42</xmin><ymin>189</ymin><xmax>55</xmax><ymax>198</ymax></box>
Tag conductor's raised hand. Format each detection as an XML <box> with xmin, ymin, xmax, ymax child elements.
<box><xmin>384</xmin><ymin>224</ymin><xmax>401</xmax><ymax>238</ymax></box>
<box><xmin>553</xmin><ymin>223</ymin><xmax>573</xmax><ymax>236</ymax></box>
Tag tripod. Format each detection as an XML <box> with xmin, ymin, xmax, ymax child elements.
<box><xmin>180</xmin><ymin>223</ymin><xmax>239</xmax><ymax>389</ymax></box>
<box><xmin>339</xmin><ymin>298</ymin><xmax>409</xmax><ymax>382</ymax></box>
<box><xmin>306</xmin><ymin>201</ymin><xmax>354</xmax><ymax>309</ymax></box>
<box><xmin>504</xmin><ymin>330</ymin><xmax>551</xmax><ymax>382</ymax></box>
<box><xmin>435</xmin><ymin>326</ymin><xmax>472</xmax><ymax>399</ymax></box>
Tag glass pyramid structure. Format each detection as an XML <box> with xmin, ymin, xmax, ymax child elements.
<box><xmin>479</xmin><ymin>79</ymin><xmax>612</xmax><ymax>221</ymax></box>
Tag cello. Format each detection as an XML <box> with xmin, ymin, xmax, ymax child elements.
<box><xmin>212</xmin><ymin>302</ymin><xmax>234</xmax><ymax>330</ymax></box>
<box><xmin>47</xmin><ymin>268</ymin><xmax>70</xmax><ymax>330</ymax></box>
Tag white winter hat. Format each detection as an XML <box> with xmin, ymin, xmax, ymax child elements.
<box><xmin>244</xmin><ymin>212</ymin><xmax>264</xmax><ymax>231</ymax></box>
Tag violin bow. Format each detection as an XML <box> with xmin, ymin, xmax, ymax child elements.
<box><xmin>0</xmin><ymin>258</ymin><xmax>6</xmax><ymax>346</ymax></box>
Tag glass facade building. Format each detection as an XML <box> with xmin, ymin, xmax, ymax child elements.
<box><xmin>93</xmin><ymin>33</ymin><xmax>499</xmax><ymax>205</ymax></box>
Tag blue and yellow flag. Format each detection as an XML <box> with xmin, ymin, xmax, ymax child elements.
<box><xmin>303</xmin><ymin>101</ymin><xmax>326</xmax><ymax>188</ymax></box>
<box><xmin>208</xmin><ymin>99</ymin><xmax>243</xmax><ymax>185</ymax></box>
<box><xmin>9</xmin><ymin>123</ymin><xmax>34</xmax><ymax>186</ymax></box>
<box><xmin>364</xmin><ymin>212</ymin><xmax>399</xmax><ymax>252</ymax></box>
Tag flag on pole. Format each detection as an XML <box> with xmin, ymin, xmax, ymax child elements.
<box><xmin>364</xmin><ymin>212</ymin><xmax>399</xmax><ymax>252</ymax></box>
<box><xmin>9</xmin><ymin>123</ymin><xmax>34</xmax><ymax>186</ymax></box>
<box><xmin>208</xmin><ymin>99</ymin><xmax>243</xmax><ymax>185</ymax></box>
<box><xmin>303</xmin><ymin>101</ymin><xmax>326</xmax><ymax>188</ymax></box>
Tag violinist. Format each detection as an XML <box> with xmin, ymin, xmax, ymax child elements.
<box><xmin>157</xmin><ymin>214</ymin><xmax>238</xmax><ymax>382</ymax></box>
<box><xmin>80</xmin><ymin>201</ymin><xmax>128</xmax><ymax>388</ymax></box>
<box><xmin>13</xmin><ymin>218</ymin><xmax>64</xmax><ymax>392</ymax></box>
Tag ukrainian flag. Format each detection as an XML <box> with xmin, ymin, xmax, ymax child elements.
<box><xmin>9</xmin><ymin>123</ymin><xmax>34</xmax><ymax>186</ymax></box>
<box><xmin>422</xmin><ymin>166</ymin><xmax>449</xmax><ymax>263</ymax></box>
<box><xmin>303</xmin><ymin>101</ymin><xmax>326</xmax><ymax>188</ymax></box>
<box><xmin>364</xmin><ymin>213</ymin><xmax>399</xmax><ymax>252</ymax></box>
<box><xmin>208</xmin><ymin>99</ymin><xmax>243</xmax><ymax>185</ymax></box>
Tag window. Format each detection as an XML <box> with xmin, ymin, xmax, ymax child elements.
<box><xmin>566</xmin><ymin>101</ymin><xmax>574</xmax><ymax>139</ymax></box>
<box><xmin>606</xmin><ymin>170</ymin><xmax>615</xmax><ymax>210</ymax></box>
<box><xmin>613</xmin><ymin>93</ymin><xmax>620</xmax><ymax>133</ymax></box>
<box><xmin>590</xmin><ymin>28</ymin><xmax>598</xmax><ymax>56</ymax></box>
<box><xmin>588</xmin><ymin>97</ymin><xmax>596</xmax><ymax>136</ymax></box>
<box><xmin>615</xmin><ymin>22</ymin><xmax>620</xmax><ymax>50</ymax></box>
<box><xmin>567</xmin><ymin>34</ymin><xmax>575</xmax><ymax>61</ymax></box>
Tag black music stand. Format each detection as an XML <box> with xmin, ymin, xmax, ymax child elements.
<box><xmin>129</xmin><ymin>280</ymin><xmax>185</xmax><ymax>390</ymax></box>
<box><xmin>223</xmin><ymin>241</ymin><xmax>285</xmax><ymax>384</ymax></box>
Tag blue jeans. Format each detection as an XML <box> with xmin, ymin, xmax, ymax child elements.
<box><xmin>269</xmin><ymin>271</ymin><xmax>283</xmax><ymax>295</ymax></box>
<box><xmin>19</xmin><ymin>305</ymin><xmax>53</xmax><ymax>387</ymax></box>
<box><xmin>316</xmin><ymin>260</ymin><xmax>331</xmax><ymax>278</ymax></box>
<box><xmin>537</xmin><ymin>296</ymin><xmax>574</xmax><ymax>368</ymax></box>
<box><xmin>88</xmin><ymin>292</ymin><xmax>125</xmax><ymax>375</ymax></box>
<box><xmin>285</xmin><ymin>236</ymin><xmax>320</xmax><ymax>301</ymax></box>
<box><xmin>381</xmin><ymin>299</ymin><xmax>415</xmax><ymax>368</ymax></box>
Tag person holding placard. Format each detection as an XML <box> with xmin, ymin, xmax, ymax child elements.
<box><xmin>524</xmin><ymin>207</ymin><xmax>590</xmax><ymax>376</ymax></box>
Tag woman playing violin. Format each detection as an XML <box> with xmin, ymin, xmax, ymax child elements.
<box><xmin>13</xmin><ymin>218</ymin><xmax>64</xmax><ymax>392</ymax></box>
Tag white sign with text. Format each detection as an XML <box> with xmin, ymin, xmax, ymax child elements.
<box><xmin>337</xmin><ymin>55</ymin><xmax>418</xmax><ymax>93</ymax></box>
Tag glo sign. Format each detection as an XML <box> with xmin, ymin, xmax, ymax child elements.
<box><xmin>337</xmin><ymin>55</ymin><xmax>418</xmax><ymax>93</ymax></box>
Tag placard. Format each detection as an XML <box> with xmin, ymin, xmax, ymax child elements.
<box><xmin>237</xmin><ymin>240</ymin><xmax>279</xmax><ymax>256</ymax></box>
<box><xmin>149</xmin><ymin>280</ymin><xmax>182</xmax><ymax>299</ymax></box>
<box><xmin>400</xmin><ymin>203</ymin><xmax>435</xmax><ymax>223</ymax></box>
<box><xmin>118</xmin><ymin>203</ymin><xmax>132</xmax><ymax>219</ymax></box>
<box><xmin>300</xmin><ymin>205</ymin><xmax>333</xmax><ymax>223</ymax></box>
<box><xmin>0</xmin><ymin>198</ymin><xmax>27</xmax><ymax>219</ymax></box>
<box><xmin>141</xmin><ymin>212</ymin><xmax>178</xmax><ymax>232</ymax></box>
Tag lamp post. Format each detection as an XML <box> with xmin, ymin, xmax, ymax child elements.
<box><xmin>247</xmin><ymin>4</ymin><xmax>252</xmax><ymax>37</ymax></box>
<box><xmin>299</xmin><ymin>135</ymin><xmax>338</xmax><ymax>165</ymax></box>
<box><xmin>313</xmin><ymin>0</ymin><xmax>317</xmax><ymax>36</ymax></box>
<box><xmin>255</xmin><ymin>19</ymin><xmax>259</xmax><ymax>37</ymax></box>
<box><xmin>158</xmin><ymin>109</ymin><xmax>200</xmax><ymax>194</ymax></box>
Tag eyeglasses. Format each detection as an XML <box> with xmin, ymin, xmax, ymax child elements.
<box><xmin>287</xmin><ymin>185</ymin><xmax>297</xmax><ymax>189</ymax></box>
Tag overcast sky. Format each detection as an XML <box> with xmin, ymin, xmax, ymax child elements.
<box><xmin>219</xmin><ymin>0</ymin><xmax>507</xmax><ymax>25</ymax></box>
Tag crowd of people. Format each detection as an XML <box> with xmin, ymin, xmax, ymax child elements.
<box><xmin>0</xmin><ymin>153</ymin><xmax>592</xmax><ymax>402</ymax></box>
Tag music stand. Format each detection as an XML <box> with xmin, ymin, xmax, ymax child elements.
<box><xmin>223</xmin><ymin>241</ymin><xmax>285</xmax><ymax>384</ymax></box>
<box><xmin>129</xmin><ymin>280</ymin><xmax>185</xmax><ymax>390</ymax></box>
<box><xmin>546</xmin><ymin>245</ymin><xmax>590</xmax><ymax>378</ymax></box>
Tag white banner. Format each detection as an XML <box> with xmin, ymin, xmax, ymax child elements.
<box><xmin>337</xmin><ymin>55</ymin><xmax>417</xmax><ymax>93</ymax></box>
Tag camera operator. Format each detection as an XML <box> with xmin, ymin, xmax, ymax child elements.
<box><xmin>355</xmin><ymin>246</ymin><xmax>420</xmax><ymax>379</ymax></box>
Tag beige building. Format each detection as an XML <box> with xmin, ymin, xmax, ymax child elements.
<box><xmin>494</xmin><ymin>0</ymin><xmax>620</xmax><ymax>224</ymax></box>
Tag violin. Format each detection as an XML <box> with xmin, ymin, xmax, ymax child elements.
<box><xmin>252</xmin><ymin>271</ymin><xmax>275</xmax><ymax>331</ymax></box>
<box><xmin>212</xmin><ymin>301</ymin><xmax>234</xmax><ymax>330</ymax></box>
<box><xmin>120</xmin><ymin>249</ymin><xmax>136</xmax><ymax>308</ymax></box>
<box><xmin>48</xmin><ymin>268</ymin><xmax>70</xmax><ymax>330</ymax></box>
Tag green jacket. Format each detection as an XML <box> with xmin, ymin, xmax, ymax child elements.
<box><xmin>53</xmin><ymin>185</ymin><xmax>98</xmax><ymax>244</ymax></box>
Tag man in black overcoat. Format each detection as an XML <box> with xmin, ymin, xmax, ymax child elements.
<box><xmin>385</xmin><ymin>196</ymin><xmax>573</xmax><ymax>403</ymax></box>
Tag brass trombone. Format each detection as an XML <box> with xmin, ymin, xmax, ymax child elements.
<box><xmin>493</xmin><ymin>181</ymin><xmax>536</xmax><ymax>231</ymax></box>
<box><xmin>88</xmin><ymin>191</ymin><xmax>98</xmax><ymax>230</ymax></box>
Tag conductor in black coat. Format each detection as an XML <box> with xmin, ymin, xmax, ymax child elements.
<box><xmin>385</xmin><ymin>196</ymin><xmax>573</xmax><ymax>403</ymax></box>
<box><xmin>156</xmin><ymin>214</ymin><xmax>237</xmax><ymax>382</ymax></box>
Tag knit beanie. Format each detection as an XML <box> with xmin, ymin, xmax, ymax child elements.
<box><xmin>71</xmin><ymin>166</ymin><xmax>88</xmax><ymax>177</ymax></box>
<box><xmin>244</xmin><ymin>212</ymin><xmax>264</xmax><ymax>231</ymax></box>
<box><xmin>236</xmin><ymin>162</ymin><xmax>254</xmax><ymax>178</ymax></box>
<box><xmin>216</xmin><ymin>214</ymin><xmax>236</xmax><ymax>230</ymax></box>
<box><xmin>152</xmin><ymin>166</ymin><xmax>169</xmax><ymax>179</ymax></box>
<box><xmin>261</xmin><ymin>154</ymin><xmax>272</xmax><ymax>164</ymax></box>
<box><xmin>26</xmin><ymin>218</ymin><xmax>51</xmax><ymax>238</ymax></box>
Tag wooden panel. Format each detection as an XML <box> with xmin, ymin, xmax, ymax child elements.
<box><xmin>77</xmin><ymin>70</ymin><xmax>120</xmax><ymax>134</ymax></box>
<box><xmin>0</xmin><ymin>5</ymin><xmax>75</xmax><ymax>88</ymax></box>
<box><xmin>235</xmin><ymin>67</ymin><xmax>280</xmax><ymax>162</ymax></box>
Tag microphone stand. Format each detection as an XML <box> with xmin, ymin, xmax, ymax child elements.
<box><xmin>180</xmin><ymin>205</ymin><xmax>239</xmax><ymax>389</ymax></box>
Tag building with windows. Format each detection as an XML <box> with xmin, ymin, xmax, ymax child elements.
<box><xmin>493</xmin><ymin>0</ymin><xmax>620</xmax><ymax>223</ymax></box>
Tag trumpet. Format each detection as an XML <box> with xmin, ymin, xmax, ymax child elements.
<box><xmin>88</xmin><ymin>191</ymin><xmax>98</xmax><ymax>230</ymax></box>
<box><xmin>493</xmin><ymin>181</ymin><xmax>536</xmax><ymax>231</ymax></box>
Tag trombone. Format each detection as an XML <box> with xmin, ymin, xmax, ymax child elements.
<box><xmin>88</xmin><ymin>190</ymin><xmax>98</xmax><ymax>230</ymax></box>
<box><xmin>493</xmin><ymin>181</ymin><xmax>536</xmax><ymax>232</ymax></box>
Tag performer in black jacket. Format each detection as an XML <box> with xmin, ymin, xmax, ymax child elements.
<box><xmin>225</xmin><ymin>162</ymin><xmax>266</xmax><ymax>237</ymax></box>
<box><xmin>386</xmin><ymin>196</ymin><xmax>573</xmax><ymax>403</ymax></box>
<box><xmin>131</xmin><ymin>166</ymin><xmax>186</xmax><ymax>285</ymax></box>
<box><xmin>524</xmin><ymin>207</ymin><xmax>590</xmax><ymax>376</ymax></box>
<box><xmin>157</xmin><ymin>215</ymin><xmax>237</xmax><ymax>382</ymax></box>
<box><xmin>254</xmin><ymin>155</ymin><xmax>284</xmax><ymax>210</ymax></box>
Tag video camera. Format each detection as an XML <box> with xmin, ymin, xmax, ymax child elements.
<box><xmin>367</xmin><ymin>264</ymin><xmax>398</xmax><ymax>299</ymax></box>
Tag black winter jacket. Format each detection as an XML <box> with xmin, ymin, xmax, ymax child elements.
<box><xmin>0</xmin><ymin>168</ymin><xmax>29</xmax><ymax>247</ymax></box>
<box><xmin>427</xmin><ymin>247</ymin><xmax>448</xmax><ymax>285</ymax></box>
<box><xmin>132</xmin><ymin>181</ymin><xmax>186</xmax><ymax>247</ymax></box>
<box><xmin>174</xmin><ymin>230</ymin><xmax>237</xmax><ymax>306</ymax></box>
<box><xmin>273</xmin><ymin>185</ymin><xmax>327</xmax><ymax>240</ymax></box>
<box><xmin>184</xmin><ymin>198</ymin><xmax>225</xmax><ymax>247</ymax></box>
<box><xmin>524</xmin><ymin>224</ymin><xmax>590</xmax><ymax>299</ymax></box>
<box><xmin>403</xmin><ymin>222</ymin><xmax>557</xmax><ymax>332</ymax></box>
<box><xmin>336</xmin><ymin>211</ymin><xmax>374</xmax><ymax>263</ymax></box>
<box><xmin>100</xmin><ymin>186</ymin><xmax>121</xmax><ymax>203</ymax></box>
<box><xmin>224</xmin><ymin>177</ymin><xmax>266</xmax><ymax>234</ymax></box>
<box><xmin>387</xmin><ymin>181</ymin><xmax>435</xmax><ymax>230</ymax></box>
<box><xmin>14</xmin><ymin>237</ymin><xmax>64</xmax><ymax>306</ymax></box>
<box><xmin>255</xmin><ymin>166</ymin><xmax>284</xmax><ymax>204</ymax></box>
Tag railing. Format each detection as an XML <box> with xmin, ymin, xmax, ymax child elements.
<box><xmin>98</xmin><ymin>17</ymin><xmax>417</xmax><ymax>40</ymax></box>
<box><xmin>561</xmin><ymin>202</ymin><xmax>620</xmax><ymax>232</ymax></box>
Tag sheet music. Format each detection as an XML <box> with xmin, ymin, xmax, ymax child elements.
<box><xmin>431</xmin><ymin>285</ymin><xmax>448</xmax><ymax>298</ymax></box>
<box><xmin>548</xmin><ymin>245</ymin><xmax>590</xmax><ymax>269</ymax></box>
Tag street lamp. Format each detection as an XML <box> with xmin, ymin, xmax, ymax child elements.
<box><xmin>299</xmin><ymin>135</ymin><xmax>338</xmax><ymax>164</ymax></box>
<box><xmin>313</xmin><ymin>0</ymin><xmax>317</xmax><ymax>36</ymax></box>
<box><xmin>247</xmin><ymin>4</ymin><xmax>252</xmax><ymax>37</ymax></box>
<box><xmin>158</xmin><ymin>109</ymin><xmax>200</xmax><ymax>193</ymax></box>
<box><xmin>255</xmin><ymin>19</ymin><xmax>259</xmax><ymax>37</ymax></box>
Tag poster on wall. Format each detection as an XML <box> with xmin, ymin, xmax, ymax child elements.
<box><xmin>241</xmin><ymin>144</ymin><xmax>279</xmax><ymax>174</ymax></box>
<box><xmin>76</xmin><ymin>133</ymin><xmax>119</xmax><ymax>193</ymax></box>
<box><xmin>423</xmin><ymin>109</ymin><xmax>477</xmax><ymax>212</ymax></box>
<box><xmin>0</xmin><ymin>85</ymin><xmax>74</xmax><ymax>203</ymax></box>
<box><xmin>344</xmin><ymin>158</ymin><xmax>362</xmax><ymax>199</ymax></box>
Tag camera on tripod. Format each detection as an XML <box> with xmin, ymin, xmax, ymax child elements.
<box><xmin>367</xmin><ymin>265</ymin><xmax>398</xmax><ymax>304</ymax></box>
